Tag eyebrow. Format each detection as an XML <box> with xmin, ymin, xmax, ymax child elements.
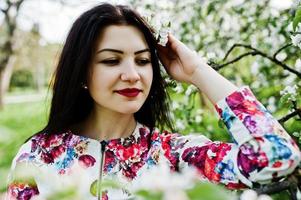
<box><xmin>97</xmin><ymin>48</ymin><xmax>150</xmax><ymax>55</ymax></box>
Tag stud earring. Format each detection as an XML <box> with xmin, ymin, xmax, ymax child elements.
<box><xmin>81</xmin><ymin>82</ymin><xmax>88</xmax><ymax>89</ymax></box>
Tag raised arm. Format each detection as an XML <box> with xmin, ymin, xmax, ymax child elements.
<box><xmin>157</xmin><ymin>33</ymin><xmax>238</xmax><ymax>104</ymax></box>
<box><xmin>156</xmin><ymin>33</ymin><xmax>301</xmax><ymax>188</ymax></box>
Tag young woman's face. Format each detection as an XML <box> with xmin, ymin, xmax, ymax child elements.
<box><xmin>87</xmin><ymin>25</ymin><xmax>153</xmax><ymax>114</ymax></box>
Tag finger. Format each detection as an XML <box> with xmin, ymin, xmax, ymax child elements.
<box><xmin>167</xmin><ymin>33</ymin><xmax>186</xmax><ymax>54</ymax></box>
<box><xmin>156</xmin><ymin>45</ymin><xmax>171</xmax><ymax>71</ymax></box>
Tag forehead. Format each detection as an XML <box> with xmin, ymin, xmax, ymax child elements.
<box><xmin>96</xmin><ymin>25</ymin><xmax>149</xmax><ymax>53</ymax></box>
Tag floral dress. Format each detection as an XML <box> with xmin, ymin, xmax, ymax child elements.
<box><xmin>5</xmin><ymin>86</ymin><xmax>301</xmax><ymax>200</ymax></box>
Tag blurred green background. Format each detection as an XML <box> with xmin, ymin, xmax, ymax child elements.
<box><xmin>1</xmin><ymin>0</ymin><xmax>301</xmax><ymax>199</ymax></box>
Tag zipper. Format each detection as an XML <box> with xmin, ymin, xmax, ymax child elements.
<box><xmin>98</xmin><ymin>140</ymin><xmax>107</xmax><ymax>200</ymax></box>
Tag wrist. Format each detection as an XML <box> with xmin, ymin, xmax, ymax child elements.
<box><xmin>189</xmin><ymin>60</ymin><xmax>211</xmax><ymax>86</ymax></box>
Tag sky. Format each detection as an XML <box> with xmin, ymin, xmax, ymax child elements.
<box><xmin>17</xmin><ymin>0</ymin><xmax>126</xmax><ymax>43</ymax></box>
<box><xmin>0</xmin><ymin>0</ymin><xmax>294</xmax><ymax>44</ymax></box>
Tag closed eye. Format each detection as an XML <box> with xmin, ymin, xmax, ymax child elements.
<box><xmin>136</xmin><ymin>59</ymin><xmax>151</xmax><ymax>65</ymax></box>
<box><xmin>101</xmin><ymin>59</ymin><xmax>119</xmax><ymax>65</ymax></box>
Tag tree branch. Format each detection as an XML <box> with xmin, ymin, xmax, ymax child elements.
<box><xmin>273</xmin><ymin>43</ymin><xmax>293</xmax><ymax>59</ymax></box>
<box><xmin>222</xmin><ymin>44</ymin><xmax>258</xmax><ymax>61</ymax></box>
<box><xmin>254</xmin><ymin>180</ymin><xmax>292</xmax><ymax>195</ymax></box>
<box><xmin>292</xmin><ymin>101</ymin><xmax>301</xmax><ymax>120</ymax></box>
<box><xmin>255</xmin><ymin>174</ymin><xmax>300</xmax><ymax>200</ymax></box>
<box><xmin>214</xmin><ymin>52</ymin><xmax>258</xmax><ymax>70</ymax></box>
<box><xmin>217</xmin><ymin>43</ymin><xmax>301</xmax><ymax>78</ymax></box>
<box><xmin>278</xmin><ymin>107</ymin><xmax>301</xmax><ymax>124</ymax></box>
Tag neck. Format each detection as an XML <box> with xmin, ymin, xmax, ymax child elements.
<box><xmin>73</xmin><ymin>106</ymin><xmax>137</xmax><ymax>141</ymax></box>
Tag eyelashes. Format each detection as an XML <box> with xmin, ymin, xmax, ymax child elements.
<box><xmin>101</xmin><ymin>59</ymin><xmax>119</xmax><ymax>65</ymax></box>
<box><xmin>100</xmin><ymin>59</ymin><xmax>151</xmax><ymax>66</ymax></box>
<box><xmin>136</xmin><ymin>59</ymin><xmax>151</xmax><ymax>65</ymax></box>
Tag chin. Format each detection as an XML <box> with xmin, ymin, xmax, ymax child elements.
<box><xmin>116</xmin><ymin>105</ymin><xmax>142</xmax><ymax>114</ymax></box>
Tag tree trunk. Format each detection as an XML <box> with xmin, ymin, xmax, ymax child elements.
<box><xmin>3</xmin><ymin>55</ymin><xmax>16</xmax><ymax>92</ymax></box>
<box><xmin>0</xmin><ymin>55</ymin><xmax>16</xmax><ymax>109</ymax></box>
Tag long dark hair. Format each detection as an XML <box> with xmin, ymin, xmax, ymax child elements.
<box><xmin>39</xmin><ymin>3</ymin><xmax>175</xmax><ymax>136</ymax></box>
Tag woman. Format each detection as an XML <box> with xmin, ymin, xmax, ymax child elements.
<box><xmin>6</xmin><ymin>3</ymin><xmax>301</xmax><ymax>200</ymax></box>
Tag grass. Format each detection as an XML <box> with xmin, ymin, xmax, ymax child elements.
<box><xmin>0</xmin><ymin>100</ymin><xmax>49</xmax><ymax>192</ymax></box>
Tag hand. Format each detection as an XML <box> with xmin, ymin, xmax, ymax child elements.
<box><xmin>156</xmin><ymin>33</ymin><xmax>206</xmax><ymax>84</ymax></box>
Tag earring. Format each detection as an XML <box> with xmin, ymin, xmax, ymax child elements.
<box><xmin>81</xmin><ymin>82</ymin><xmax>88</xmax><ymax>89</ymax></box>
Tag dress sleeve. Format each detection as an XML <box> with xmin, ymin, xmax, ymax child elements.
<box><xmin>5</xmin><ymin>140</ymin><xmax>40</xmax><ymax>200</ymax></box>
<box><xmin>161</xmin><ymin>86</ymin><xmax>301</xmax><ymax>189</ymax></box>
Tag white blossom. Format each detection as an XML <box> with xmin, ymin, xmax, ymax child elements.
<box><xmin>240</xmin><ymin>190</ymin><xmax>258</xmax><ymax>200</ymax></box>
<box><xmin>284</xmin><ymin>74</ymin><xmax>297</xmax><ymax>85</ymax></box>
<box><xmin>291</xmin><ymin>34</ymin><xmax>301</xmax><ymax>49</ymax></box>
<box><xmin>173</xmin><ymin>84</ymin><xmax>184</xmax><ymax>93</ymax></box>
<box><xmin>130</xmin><ymin>161</ymin><xmax>199</xmax><ymax>198</ymax></box>
<box><xmin>251</xmin><ymin>81</ymin><xmax>261</xmax><ymax>89</ymax></box>
<box><xmin>171</xmin><ymin>101</ymin><xmax>180</xmax><ymax>110</ymax></box>
<box><xmin>287</xmin><ymin>22</ymin><xmax>294</xmax><ymax>32</ymax></box>
<box><xmin>207</xmin><ymin>125</ymin><xmax>213</xmax><ymax>132</ymax></box>
<box><xmin>196</xmin><ymin>109</ymin><xmax>204</xmax><ymax>115</ymax></box>
<box><xmin>206</xmin><ymin>52</ymin><xmax>216</xmax><ymax>60</ymax></box>
<box><xmin>141</xmin><ymin>11</ymin><xmax>171</xmax><ymax>46</ymax></box>
<box><xmin>257</xmin><ymin>195</ymin><xmax>273</xmax><ymax>200</ymax></box>
<box><xmin>296</xmin><ymin>187</ymin><xmax>301</xmax><ymax>200</ymax></box>
<box><xmin>295</xmin><ymin>58</ymin><xmax>301</xmax><ymax>71</ymax></box>
<box><xmin>185</xmin><ymin>85</ymin><xmax>197</xmax><ymax>96</ymax></box>
<box><xmin>183</xmin><ymin>96</ymin><xmax>189</xmax><ymax>105</ymax></box>
<box><xmin>280</xmin><ymin>85</ymin><xmax>298</xmax><ymax>95</ymax></box>
<box><xmin>175</xmin><ymin>119</ymin><xmax>185</xmax><ymax>130</ymax></box>
<box><xmin>292</xmin><ymin>0</ymin><xmax>301</xmax><ymax>9</ymax></box>
<box><xmin>12</xmin><ymin>162</ymin><xmax>92</xmax><ymax>199</ymax></box>
<box><xmin>163</xmin><ymin>190</ymin><xmax>189</xmax><ymax>200</ymax></box>
<box><xmin>251</xmin><ymin>62</ymin><xmax>260</xmax><ymax>75</ymax></box>
<box><xmin>275</xmin><ymin>52</ymin><xmax>287</xmax><ymax>61</ymax></box>
<box><xmin>267</xmin><ymin>96</ymin><xmax>276</xmax><ymax>113</ymax></box>
<box><xmin>240</xmin><ymin>189</ymin><xmax>272</xmax><ymax>200</ymax></box>
<box><xmin>195</xmin><ymin>115</ymin><xmax>202</xmax><ymax>123</ymax></box>
<box><xmin>280</xmin><ymin>85</ymin><xmax>298</xmax><ymax>101</ymax></box>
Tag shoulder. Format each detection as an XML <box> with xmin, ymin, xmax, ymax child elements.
<box><xmin>13</xmin><ymin>130</ymin><xmax>86</xmax><ymax>165</ymax></box>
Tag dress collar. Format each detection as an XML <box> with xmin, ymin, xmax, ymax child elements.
<box><xmin>67</xmin><ymin>121</ymin><xmax>146</xmax><ymax>143</ymax></box>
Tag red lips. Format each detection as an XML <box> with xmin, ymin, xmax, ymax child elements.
<box><xmin>115</xmin><ymin>88</ymin><xmax>142</xmax><ymax>97</ymax></box>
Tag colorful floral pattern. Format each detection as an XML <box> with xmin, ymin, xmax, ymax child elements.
<box><xmin>7</xmin><ymin>182</ymin><xmax>39</xmax><ymax>200</ymax></box>
<box><xmin>6</xmin><ymin>86</ymin><xmax>301</xmax><ymax>200</ymax></box>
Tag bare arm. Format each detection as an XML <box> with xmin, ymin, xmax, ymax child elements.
<box><xmin>157</xmin><ymin>33</ymin><xmax>237</xmax><ymax>104</ymax></box>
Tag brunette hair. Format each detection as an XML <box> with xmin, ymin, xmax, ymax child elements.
<box><xmin>39</xmin><ymin>3</ymin><xmax>175</xmax><ymax>136</ymax></box>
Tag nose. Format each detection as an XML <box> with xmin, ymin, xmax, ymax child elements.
<box><xmin>120</xmin><ymin>60</ymin><xmax>140</xmax><ymax>82</ymax></box>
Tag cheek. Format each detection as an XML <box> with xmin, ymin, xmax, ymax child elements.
<box><xmin>143</xmin><ymin>66</ymin><xmax>153</xmax><ymax>86</ymax></box>
<box><xmin>89</xmin><ymin>68</ymin><xmax>117</xmax><ymax>92</ymax></box>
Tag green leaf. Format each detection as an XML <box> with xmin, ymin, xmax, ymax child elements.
<box><xmin>293</xmin><ymin>7</ymin><xmax>301</xmax><ymax>31</ymax></box>
<box><xmin>218</xmin><ymin>119</ymin><xmax>225</xmax><ymax>129</ymax></box>
<box><xmin>207</xmin><ymin>2</ymin><xmax>216</xmax><ymax>15</ymax></box>
<box><xmin>47</xmin><ymin>188</ymin><xmax>77</xmax><ymax>200</ymax></box>
<box><xmin>186</xmin><ymin>182</ymin><xmax>236</xmax><ymax>200</ymax></box>
<box><xmin>279</xmin><ymin>94</ymin><xmax>290</xmax><ymax>107</ymax></box>
<box><xmin>135</xmin><ymin>189</ymin><xmax>163</xmax><ymax>200</ymax></box>
<box><xmin>90</xmin><ymin>180</ymin><xmax>98</xmax><ymax>197</ymax></box>
<box><xmin>292</xmin><ymin>132</ymin><xmax>300</xmax><ymax>137</ymax></box>
<box><xmin>90</xmin><ymin>179</ymin><xmax>123</xmax><ymax>197</ymax></box>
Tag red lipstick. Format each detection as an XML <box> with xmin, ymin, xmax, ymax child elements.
<box><xmin>115</xmin><ymin>88</ymin><xmax>142</xmax><ymax>97</ymax></box>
